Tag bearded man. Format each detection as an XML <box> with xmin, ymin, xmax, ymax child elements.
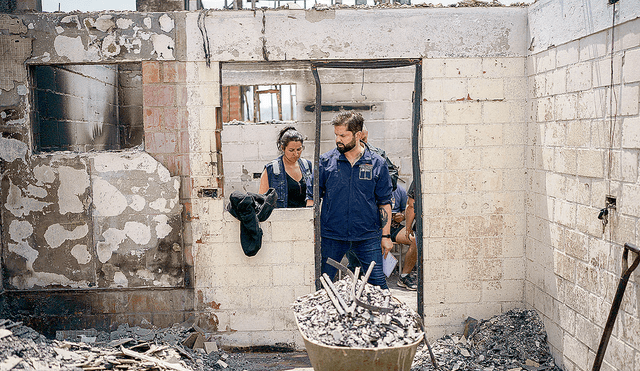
<box><xmin>306</xmin><ymin>111</ymin><xmax>393</xmax><ymax>289</ymax></box>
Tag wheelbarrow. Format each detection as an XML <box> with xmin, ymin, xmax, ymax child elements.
<box><xmin>592</xmin><ymin>242</ymin><xmax>640</xmax><ymax>371</ymax></box>
<box><xmin>297</xmin><ymin>322</ymin><xmax>423</xmax><ymax>371</ymax></box>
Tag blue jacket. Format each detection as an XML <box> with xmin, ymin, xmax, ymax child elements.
<box><xmin>265</xmin><ymin>155</ymin><xmax>313</xmax><ymax>208</ymax></box>
<box><xmin>308</xmin><ymin>146</ymin><xmax>392</xmax><ymax>241</ymax></box>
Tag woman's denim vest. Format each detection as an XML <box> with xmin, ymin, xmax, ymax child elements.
<box><xmin>265</xmin><ymin>156</ymin><xmax>312</xmax><ymax>208</ymax></box>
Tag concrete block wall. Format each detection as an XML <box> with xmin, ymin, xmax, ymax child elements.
<box><xmin>525</xmin><ymin>16</ymin><xmax>640</xmax><ymax>371</ymax></box>
<box><xmin>421</xmin><ymin>57</ymin><xmax>527</xmax><ymax>339</ymax></box>
<box><xmin>192</xmin><ymin>200</ymin><xmax>315</xmax><ymax>347</ymax></box>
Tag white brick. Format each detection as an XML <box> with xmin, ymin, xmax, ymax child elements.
<box><xmin>424</xmin><ymin>79</ymin><xmax>467</xmax><ymax>101</ymax></box>
<box><xmin>423</xmin><ymin>58</ymin><xmax>446</xmax><ymax>78</ymax></box>
<box><xmin>482</xmin><ymin>57</ymin><xmax>525</xmax><ymax>78</ymax></box>
<box><xmin>621</xmin><ymin>150</ymin><xmax>639</xmax><ymax>182</ymax></box>
<box><xmin>548</xmin><ymin>68</ymin><xmax>567</xmax><ymax>96</ymax></box>
<box><xmin>579</xmin><ymin>31</ymin><xmax>608</xmax><ymax>61</ymax></box>
<box><xmin>420</xmin><ymin>148</ymin><xmax>445</xmax><ymax>170</ymax></box>
<box><xmin>483</xmin><ymin>146</ymin><xmax>523</xmax><ymax>169</ymax></box>
<box><xmin>623</xmin><ymin>48</ymin><xmax>640</xmax><ymax>83</ymax></box>
<box><xmin>503</xmin><ymin>123</ymin><xmax>526</xmax><ymax>145</ymax></box>
<box><xmin>566</xmin><ymin>120</ymin><xmax>590</xmax><ymax>147</ymax></box>
<box><xmin>555</xmin><ymin>93</ymin><xmax>578</xmax><ymax>121</ymax></box>
<box><xmin>444</xmin><ymin>58</ymin><xmax>483</xmax><ymax>78</ymax></box>
<box><xmin>576</xmin><ymin>149</ymin><xmax>604</xmax><ymax>178</ymax></box>
<box><xmin>228</xmin><ymin>310</ymin><xmax>273</xmax><ymax>332</ymax></box>
<box><xmin>566</xmin><ymin>62</ymin><xmax>592</xmax><ymax>92</ymax></box>
<box><xmin>444</xmin><ymin>102</ymin><xmax>482</xmax><ymax>124</ymax></box>
<box><xmin>554</xmin><ymin>199</ymin><xmax>576</xmax><ymax>228</ymax></box>
<box><xmin>484</xmin><ymin>101</ymin><xmax>524</xmax><ymax>124</ymax></box>
<box><xmin>557</xmin><ymin>41</ymin><xmax>580</xmax><ymax>67</ymax></box>
<box><xmin>620</xmin><ymin>84</ymin><xmax>639</xmax><ymax>116</ymax></box>
<box><xmin>544</xmin><ymin>121</ymin><xmax>566</xmax><ymax>146</ymax></box>
<box><xmin>423</xmin><ymin>102</ymin><xmax>445</xmax><ymax>124</ymax></box>
<box><xmin>621</xmin><ymin>184</ymin><xmax>640</xmax><ymax>216</ymax></box>
<box><xmin>423</xmin><ymin>125</ymin><xmax>465</xmax><ymax>148</ymax></box>
<box><xmin>444</xmin><ymin>281</ymin><xmax>482</xmax><ymax>303</ymax></box>
<box><xmin>535</xmin><ymin>49</ymin><xmax>557</xmax><ymax>73</ymax></box>
<box><xmin>469</xmin><ymin>78</ymin><xmax>504</xmax><ymax>100</ymax></box>
<box><xmin>504</xmin><ymin>76</ymin><xmax>528</xmax><ymax>100</ymax></box>
<box><xmin>577</xmin><ymin>88</ymin><xmax>606</xmax><ymax>119</ymax></box>
<box><xmin>614</xmin><ymin>20</ymin><xmax>640</xmax><ymax>52</ymax></box>
<box><xmin>537</xmin><ymin>97</ymin><xmax>555</xmax><ymax>122</ymax></box>
<box><xmin>555</xmin><ymin>148</ymin><xmax>577</xmax><ymax>175</ymax></box>
<box><xmin>593</xmin><ymin>55</ymin><xmax>623</xmax><ymax>88</ymax></box>
<box><xmin>467</xmin><ymin>124</ymin><xmax>503</xmax><ymax>146</ymax></box>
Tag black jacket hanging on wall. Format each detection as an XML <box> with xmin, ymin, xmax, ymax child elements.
<box><xmin>226</xmin><ymin>188</ymin><xmax>277</xmax><ymax>256</ymax></box>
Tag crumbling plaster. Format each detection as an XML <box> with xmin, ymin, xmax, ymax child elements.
<box><xmin>1</xmin><ymin>151</ymin><xmax>183</xmax><ymax>290</ymax></box>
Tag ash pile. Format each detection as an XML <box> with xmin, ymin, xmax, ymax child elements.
<box><xmin>0</xmin><ymin>318</ymin><xmax>233</xmax><ymax>370</ymax></box>
<box><xmin>412</xmin><ymin>308</ymin><xmax>563</xmax><ymax>371</ymax></box>
<box><xmin>292</xmin><ymin>269</ymin><xmax>423</xmax><ymax>348</ymax></box>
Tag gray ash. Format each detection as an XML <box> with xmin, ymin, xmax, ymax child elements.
<box><xmin>292</xmin><ymin>276</ymin><xmax>423</xmax><ymax>348</ymax></box>
<box><xmin>412</xmin><ymin>308</ymin><xmax>563</xmax><ymax>371</ymax></box>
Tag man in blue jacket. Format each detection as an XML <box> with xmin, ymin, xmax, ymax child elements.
<box><xmin>307</xmin><ymin>111</ymin><xmax>393</xmax><ymax>289</ymax></box>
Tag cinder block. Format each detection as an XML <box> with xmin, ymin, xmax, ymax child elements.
<box><xmin>270</xmin><ymin>220</ymin><xmax>313</xmax><ymax>242</ymax></box>
<box><xmin>621</xmin><ymin>150</ymin><xmax>639</xmax><ymax>182</ymax></box>
<box><xmin>484</xmin><ymin>101</ymin><xmax>524</xmax><ymax>124</ymax></box>
<box><xmin>424</xmin><ymin>79</ymin><xmax>467</xmax><ymax>101</ymax></box>
<box><xmin>603</xmin><ymin>335</ymin><xmax>635</xmax><ymax>371</ymax></box>
<box><xmin>566</xmin><ymin>120</ymin><xmax>590</xmax><ymax>147</ymax></box>
<box><xmin>537</xmin><ymin>97</ymin><xmax>555</xmax><ymax>122</ymax></box>
<box><xmin>592</xmin><ymin>56</ymin><xmax>623</xmax><ymax>88</ymax></box>
<box><xmin>623</xmin><ymin>48</ymin><xmax>640</xmax><ymax>83</ymax></box>
<box><xmin>554</xmin><ymin>251</ymin><xmax>576</xmax><ymax>282</ymax></box>
<box><xmin>555</xmin><ymin>148</ymin><xmax>577</xmax><ymax>175</ymax></box>
<box><xmin>228</xmin><ymin>310</ymin><xmax>273</xmax><ymax>332</ymax></box>
<box><xmin>547</xmin><ymin>68</ymin><xmax>567</xmax><ymax>96</ymax></box>
<box><xmin>566</xmin><ymin>62</ymin><xmax>592</xmax><ymax>92</ymax></box>
<box><xmin>424</xmin><ymin>125</ymin><xmax>465</xmax><ymax>148</ymax></box>
<box><xmin>576</xmin><ymin>204</ymin><xmax>603</xmax><ymax>238</ymax></box>
<box><xmin>427</xmin><ymin>216</ymin><xmax>467</xmax><ymax>238</ymax></box>
<box><xmin>469</xmin><ymin>78</ymin><xmax>504</xmax><ymax>100</ymax></box>
<box><xmin>621</xmin><ymin>313</ymin><xmax>640</xmax><ymax>350</ymax></box>
<box><xmin>503</xmin><ymin>124</ymin><xmax>526</xmax><ymax>145</ymax></box>
<box><xmin>535</xmin><ymin>49</ymin><xmax>557</xmax><ymax>74</ymax></box>
<box><xmin>503</xmin><ymin>76</ymin><xmax>528</xmax><ymax>100</ymax></box>
<box><xmin>420</xmin><ymin>148</ymin><xmax>445</xmax><ymax>170</ymax></box>
<box><xmin>619</xmin><ymin>84</ymin><xmax>639</xmax><ymax>116</ymax></box>
<box><xmin>444</xmin><ymin>281</ymin><xmax>482</xmax><ymax>303</ymax></box>
<box><xmin>557</xmin><ymin>303</ymin><xmax>577</xmax><ymax>335</ymax></box>
<box><xmin>423</xmin><ymin>59</ymin><xmax>446</xmax><ymax>78</ymax></box>
<box><xmin>564</xmin><ymin>285</ymin><xmax>590</xmax><ymax>326</ymax></box>
<box><xmin>444</xmin><ymin>102</ymin><xmax>482</xmax><ymax>124</ymax></box>
<box><xmin>468</xmin><ymin>169</ymin><xmax>502</xmax><ymax>192</ymax></box>
<box><xmin>579</xmin><ymin>31</ymin><xmax>608</xmax><ymax>62</ymax></box>
<box><xmin>592</xmin><ymin>119</ymin><xmax>620</xmax><ymax>149</ymax></box>
<box><xmin>483</xmin><ymin>146</ymin><xmax>524</xmax><ymax>169</ymax></box>
<box><xmin>544</xmin><ymin>121</ymin><xmax>566</xmax><ymax>146</ymax></box>
<box><xmin>423</xmin><ymin>102</ymin><xmax>445</xmax><ymax>124</ymax></box>
<box><xmin>576</xmin><ymin>149</ymin><xmax>604</xmax><ymax>178</ymax></box>
<box><xmin>554</xmin><ymin>199</ymin><xmax>577</xmax><ymax>229</ymax></box>
<box><xmin>555</xmin><ymin>93</ymin><xmax>578</xmax><ymax>121</ymax></box>
<box><xmin>186</xmin><ymin>62</ymin><xmax>220</xmax><ymax>84</ymax></box>
<box><xmin>272</xmin><ymin>264</ymin><xmax>305</xmax><ymax>286</ymax></box>
<box><xmin>556</xmin><ymin>41</ymin><xmax>580</xmax><ymax>67</ymax></box>
<box><xmin>467</xmin><ymin>124</ymin><xmax>503</xmax><ymax>146</ymax></box>
<box><xmin>482</xmin><ymin>58</ymin><xmax>525</xmax><ymax>78</ymax></box>
<box><xmin>613</xmin><ymin>19</ymin><xmax>640</xmax><ymax>52</ymax></box>
<box><xmin>444</xmin><ymin>58</ymin><xmax>483</xmax><ymax>78</ymax></box>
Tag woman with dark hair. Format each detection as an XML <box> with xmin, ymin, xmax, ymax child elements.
<box><xmin>258</xmin><ymin>126</ymin><xmax>312</xmax><ymax>208</ymax></box>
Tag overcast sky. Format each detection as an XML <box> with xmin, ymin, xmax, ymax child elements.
<box><xmin>43</xmin><ymin>0</ymin><xmax>524</xmax><ymax>12</ymax></box>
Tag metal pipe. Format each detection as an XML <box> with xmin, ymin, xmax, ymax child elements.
<box><xmin>311</xmin><ymin>66</ymin><xmax>322</xmax><ymax>291</ymax></box>
<box><xmin>411</xmin><ymin>61</ymin><xmax>423</xmax><ymax>319</ymax></box>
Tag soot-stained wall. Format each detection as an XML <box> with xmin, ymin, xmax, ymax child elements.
<box><xmin>1</xmin><ymin>151</ymin><xmax>183</xmax><ymax>290</ymax></box>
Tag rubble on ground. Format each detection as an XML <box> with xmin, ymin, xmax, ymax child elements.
<box><xmin>0</xmin><ymin>318</ymin><xmax>236</xmax><ymax>370</ymax></box>
<box><xmin>411</xmin><ymin>308</ymin><xmax>563</xmax><ymax>371</ymax></box>
<box><xmin>292</xmin><ymin>276</ymin><xmax>423</xmax><ymax>348</ymax></box>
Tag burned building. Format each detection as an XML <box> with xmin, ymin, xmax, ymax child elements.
<box><xmin>0</xmin><ymin>1</ymin><xmax>639</xmax><ymax>370</ymax></box>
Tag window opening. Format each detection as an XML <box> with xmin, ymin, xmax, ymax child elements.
<box><xmin>222</xmin><ymin>84</ymin><xmax>296</xmax><ymax>124</ymax></box>
<box><xmin>30</xmin><ymin>63</ymin><xmax>143</xmax><ymax>153</ymax></box>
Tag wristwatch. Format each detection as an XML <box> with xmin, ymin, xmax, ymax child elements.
<box><xmin>381</xmin><ymin>234</ymin><xmax>392</xmax><ymax>239</ymax></box>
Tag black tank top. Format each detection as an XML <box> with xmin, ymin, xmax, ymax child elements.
<box><xmin>286</xmin><ymin>173</ymin><xmax>307</xmax><ymax>208</ymax></box>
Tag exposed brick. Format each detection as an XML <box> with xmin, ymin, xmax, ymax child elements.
<box><xmin>143</xmin><ymin>85</ymin><xmax>175</xmax><ymax>107</ymax></box>
<box><xmin>143</xmin><ymin>107</ymin><xmax>162</xmax><ymax>131</ymax></box>
<box><xmin>162</xmin><ymin>61</ymin><xmax>178</xmax><ymax>83</ymax></box>
<box><xmin>162</xmin><ymin>107</ymin><xmax>179</xmax><ymax>130</ymax></box>
<box><xmin>142</xmin><ymin>61</ymin><xmax>160</xmax><ymax>84</ymax></box>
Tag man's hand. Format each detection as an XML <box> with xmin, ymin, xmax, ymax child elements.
<box><xmin>392</xmin><ymin>212</ymin><xmax>404</xmax><ymax>224</ymax></box>
<box><xmin>382</xmin><ymin>237</ymin><xmax>393</xmax><ymax>258</ymax></box>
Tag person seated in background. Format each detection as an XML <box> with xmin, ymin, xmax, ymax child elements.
<box><xmin>389</xmin><ymin>183</ymin><xmax>418</xmax><ymax>290</ymax></box>
<box><xmin>258</xmin><ymin>126</ymin><xmax>312</xmax><ymax>208</ymax></box>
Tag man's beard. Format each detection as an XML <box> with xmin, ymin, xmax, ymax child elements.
<box><xmin>336</xmin><ymin>137</ymin><xmax>357</xmax><ymax>154</ymax></box>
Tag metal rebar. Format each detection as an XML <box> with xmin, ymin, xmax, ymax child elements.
<box><xmin>322</xmin><ymin>273</ymin><xmax>349</xmax><ymax>313</ymax></box>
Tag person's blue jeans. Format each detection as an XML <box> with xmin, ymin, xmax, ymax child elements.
<box><xmin>321</xmin><ymin>237</ymin><xmax>388</xmax><ymax>289</ymax></box>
